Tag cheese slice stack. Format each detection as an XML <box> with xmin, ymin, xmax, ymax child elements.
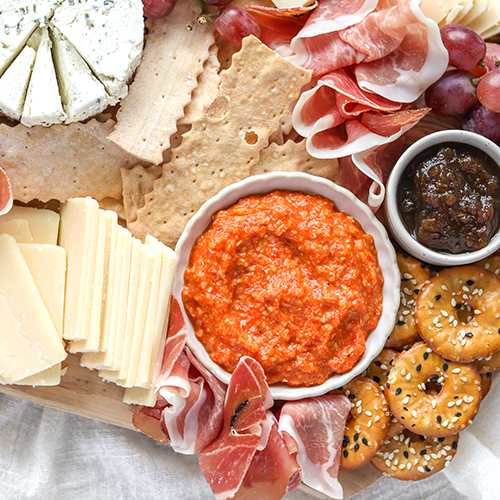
<box><xmin>0</xmin><ymin>0</ymin><xmax>144</xmax><ymax>127</ymax></box>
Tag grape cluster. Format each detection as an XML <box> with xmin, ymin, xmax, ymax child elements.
<box><xmin>425</xmin><ymin>24</ymin><xmax>500</xmax><ymax>142</ymax></box>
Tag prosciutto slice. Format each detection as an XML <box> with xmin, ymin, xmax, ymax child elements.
<box><xmin>199</xmin><ymin>356</ymin><xmax>274</xmax><ymax>500</ymax></box>
<box><xmin>133</xmin><ymin>299</ymin><xmax>226</xmax><ymax>454</ymax></box>
<box><xmin>0</xmin><ymin>167</ymin><xmax>12</xmax><ymax>216</ymax></box>
<box><xmin>278</xmin><ymin>395</ymin><xmax>351</xmax><ymax>499</ymax></box>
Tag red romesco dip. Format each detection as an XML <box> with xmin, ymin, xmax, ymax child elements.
<box><xmin>182</xmin><ymin>190</ymin><xmax>384</xmax><ymax>387</ymax></box>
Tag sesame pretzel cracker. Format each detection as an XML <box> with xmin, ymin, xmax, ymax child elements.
<box><xmin>475</xmin><ymin>350</ymin><xmax>500</xmax><ymax>374</ymax></box>
<box><xmin>386</xmin><ymin>254</ymin><xmax>431</xmax><ymax>349</ymax></box>
<box><xmin>371</xmin><ymin>430</ymin><xmax>459</xmax><ymax>481</ymax></box>
<box><xmin>331</xmin><ymin>376</ymin><xmax>391</xmax><ymax>470</ymax></box>
<box><xmin>415</xmin><ymin>265</ymin><xmax>500</xmax><ymax>363</ymax></box>
<box><xmin>365</xmin><ymin>348</ymin><xmax>399</xmax><ymax>391</ymax></box>
<box><xmin>385</xmin><ymin>342</ymin><xmax>481</xmax><ymax>438</ymax></box>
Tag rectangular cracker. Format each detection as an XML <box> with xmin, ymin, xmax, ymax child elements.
<box><xmin>129</xmin><ymin>36</ymin><xmax>311</xmax><ymax>248</ymax></box>
<box><xmin>107</xmin><ymin>0</ymin><xmax>216</xmax><ymax>165</ymax></box>
<box><xmin>0</xmin><ymin>119</ymin><xmax>145</xmax><ymax>203</ymax></box>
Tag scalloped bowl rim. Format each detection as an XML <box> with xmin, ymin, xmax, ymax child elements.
<box><xmin>385</xmin><ymin>129</ymin><xmax>500</xmax><ymax>266</ymax></box>
<box><xmin>173</xmin><ymin>172</ymin><xmax>400</xmax><ymax>400</ymax></box>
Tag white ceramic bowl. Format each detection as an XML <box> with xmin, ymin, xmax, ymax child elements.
<box><xmin>385</xmin><ymin>129</ymin><xmax>500</xmax><ymax>267</ymax></box>
<box><xmin>174</xmin><ymin>172</ymin><xmax>400</xmax><ymax>400</ymax></box>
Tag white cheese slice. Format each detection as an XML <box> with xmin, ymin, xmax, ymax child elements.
<box><xmin>0</xmin><ymin>45</ymin><xmax>36</xmax><ymax>120</ymax></box>
<box><xmin>452</xmin><ymin>0</ymin><xmax>474</xmax><ymax>23</ymax></box>
<box><xmin>461</xmin><ymin>0</ymin><xmax>489</xmax><ymax>26</ymax></box>
<box><xmin>471</xmin><ymin>0</ymin><xmax>500</xmax><ymax>37</ymax></box>
<box><xmin>69</xmin><ymin>209</ymin><xmax>117</xmax><ymax>353</ymax></box>
<box><xmin>0</xmin><ymin>205</ymin><xmax>60</xmax><ymax>245</ymax></box>
<box><xmin>0</xmin><ymin>219</ymin><xmax>34</xmax><ymax>243</ymax></box>
<box><xmin>50</xmin><ymin>0</ymin><xmax>144</xmax><ymax>99</ymax></box>
<box><xmin>0</xmin><ymin>0</ymin><xmax>60</xmax><ymax>76</ymax></box>
<box><xmin>419</xmin><ymin>0</ymin><xmax>463</xmax><ymax>25</ymax></box>
<box><xmin>0</xmin><ymin>234</ymin><xmax>66</xmax><ymax>384</ymax></box>
<box><xmin>13</xmin><ymin>243</ymin><xmax>66</xmax><ymax>386</ymax></box>
<box><xmin>58</xmin><ymin>196</ymin><xmax>99</xmax><ymax>342</ymax></box>
<box><xmin>50</xmin><ymin>25</ymin><xmax>116</xmax><ymax>124</ymax></box>
<box><xmin>21</xmin><ymin>26</ymin><xmax>66</xmax><ymax>127</ymax></box>
<box><xmin>271</xmin><ymin>0</ymin><xmax>316</xmax><ymax>8</ymax></box>
<box><xmin>135</xmin><ymin>236</ymin><xmax>176</xmax><ymax>389</ymax></box>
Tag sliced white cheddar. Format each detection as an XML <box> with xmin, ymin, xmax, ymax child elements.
<box><xmin>461</xmin><ymin>0</ymin><xmax>489</xmax><ymax>26</ymax></box>
<box><xmin>50</xmin><ymin>26</ymin><xmax>116</xmax><ymax>124</ymax></box>
<box><xmin>0</xmin><ymin>219</ymin><xmax>34</xmax><ymax>243</ymax></box>
<box><xmin>271</xmin><ymin>0</ymin><xmax>316</xmax><ymax>9</ymax></box>
<box><xmin>14</xmin><ymin>243</ymin><xmax>66</xmax><ymax>386</ymax></box>
<box><xmin>0</xmin><ymin>45</ymin><xmax>36</xmax><ymax>120</ymax></box>
<box><xmin>59</xmin><ymin>197</ymin><xmax>99</xmax><ymax>342</ymax></box>
<box><xmin>69</xmin><ymin>209</ymin><xmax>117</xmax><ymax>353</ymax></box>
<box><xmin>420</xmin><ymin>0</ymin><xmax>464</xmax><ymax>25</ymax></box>
<box><xmin>123</xmin><ymin>385</ymin><xmax>156</xmax><ymax>407</ymax></box>
<box><xmin>452</xmin><ymin>0</ymin><xmax>474</xmax><ymax>23</ymax></box>
<box><xmin>21</xmin><ymin>27</ymin><xmax>66</xmax><ymax>127</ymax></box>
<box><xmin>135</xmin><ymin>236</ymin><xmax>176</xmax><ymax>389</ymax></box>
<box><xmin>0</xmin><ymin>205</ymin><xmax>60</xmax><ymax>245</ymax></box>
<box><xmin>0</xmin><ymin>234</ymin><xmax>66</xmax><ymax>384</ymax></box>
<box><xmin>468</xmin><ymin>1</ymin><xmax>500</xmax><ymax>35</ymax></box>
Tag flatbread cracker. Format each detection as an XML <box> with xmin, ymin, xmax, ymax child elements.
<box><xmin>99</xmin><ymin>197</ymin><xmax>127</xmax><ymax>220</ymax></box>
<box><xmin>122</xmin><ymin>165</ymin><xmax>163</xmax><ymax>223</ymax></box>
<box><xmin>107</xmin><ymin>0</ymin><xmax>216</xmax><ymax>165</ymax></box>
<box><xmin>129</xmin><ymin>36</ymin><xmax>311</xmax><ymax>248</ymax></box>
<box><xmin>250</xmin><ymin>140</ymin><xmax>339</xmax><ymax>180</ymax></box>
<box><xmin>0</xmin><ymin>119</ymin><xmax>145</xmax><ymax>203</ymax></box>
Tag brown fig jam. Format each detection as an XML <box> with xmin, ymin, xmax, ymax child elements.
<box><xmin>398</xmin><ymin>143</ymin><xmax>500</xmax><ymax>253</ymax></box>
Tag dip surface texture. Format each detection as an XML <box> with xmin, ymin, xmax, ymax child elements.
<box><xmin>182</xmin><ymin>190</ymin><xmax>384</xmax><ymax>387</ymax></box>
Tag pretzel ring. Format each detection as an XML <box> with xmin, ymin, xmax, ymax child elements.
<box><xmin>331</xmin><ymin>376</ymin><xmax>391</xmax><ymax>470</ymax></box>
<box><xmin>481</xmin><ymin>372</ymin><xmax>493</xmax><ymax>399</ymax></box>
<box><xmin>385</xmin><ymin>342</ymin><xmax>481</xmax><ymax>437</ymax></box>
<box><xmin>386</xmin><ymin>253</ymin><xmax>431</xmax><ymax>349</ymax></box>
<box><xmin>371</xmin><ymin>429</ymin><xmax>459</xmax><ymax>480</ymax></box>
<box><xmin>415</xmin><ymin>265</ymin><xmax>500</xmax><ymax>362</ymax></box>
<box><xmin>365</xmin><ymin>348</ymin><xmax>399</xmax><ymax>391</ymax></box>
<box><xmin>475</xmin><ymin>350</ymin><xmax>500</xmax><ymax>374</ymax></box>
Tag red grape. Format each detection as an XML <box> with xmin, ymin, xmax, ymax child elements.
<box><xmin>214</xmin><ymin>6</ymin><xmax>261</xmax><ymax>48</ymax></box>
<box><xmin>477</xmin><ymin>67</ymin><xmax>500</xmax><ymax>112</ymax></box>
<box><xmin>463</xmin><ymin>103</ymin><xmax>500</xmax><ymax>142</ymax></box>
<box><xmin>204</xmin><ymin>0</ymin><xmax>233</xmax><ymax>5</ymax></box>
<box><xmin>425</xmin><ymin>70</ymin><xmax>478</xmax><ymax>117</ymax></box>
<box><xmin>142</xmin><ymin>0</ymin><xmax>178</xmax><ymax>19</ymax></box>
<box><xmin>472</xmin><ymin>43</ymin><xmax>500</xmax><ymax>77</ymax></box>
<box><xmin>440</xmin><ymin>24</ymin><xmax>486</xmax><ymax>70</ymax></box>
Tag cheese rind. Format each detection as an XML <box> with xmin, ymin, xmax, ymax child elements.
<box><xmin>0</xmin><ymin>205</ymin><xmax>60</xmax><ymax>245</ymax></box>
<box><xmin>0</xmin><ymin>234</ymin><xmax>66</xmax><ymax>384</ymax></box>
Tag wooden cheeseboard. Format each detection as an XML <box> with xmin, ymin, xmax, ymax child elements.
<box><xmin>0</xmin><ymin>112</ymin><xmax>463</xmax><ymax>498</ymax></box>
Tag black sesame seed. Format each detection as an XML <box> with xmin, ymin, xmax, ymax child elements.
<box><xmin>437</xmin><ymin>415</ymin><xmax>442</xmax><ymax>423</ymax></box>
<box><xmin>354</xmin><ymin>444</ymin><xmax>360</xmax><ymax>452</ymax></box>
<box><xmin>455</xmin><ymin>412</ymin><xmax>462</xmax><ymax>417</ymax></box>
<box><xmin>416</xmin><ymin>364</ymin><xmax>422</xmax><ymax>372</ymax></box>
<box><xmin>486</xmin><ymin>373</ymin><xmax>492</xmax><ymax>378</ymax></box>
<box><xmin>414</xmin><ymin>288</ymin><xmax>420</xmax><ymax>295</ymax></box>
<box><xmin>452</xmin><ymin>441</ymin><xmax>458</xmax><ymax>449</ymax></box>
<box><xmin>466</xmin><ymin>280</ymin><xmax>474</xmax><ymax>286</ymax></box>
<box><xmin>498</xmin><ymin>328</ymin><xmax>500</xmax><ymax>334</ymax></box>
<box><xmin>348</xmin><ymin>394</ymin><xmax>356</xmax><ymax>399</ymax></box>
<box><xmin>397</xmin><ymin>320</ymin><xmax>405</xmax><ymax>325</ymax></box>
<box><xmin>374</xmin><ymin>375</ymin><xmax>381</xmax><ymax>383</ymax></box>
<box><xmin>362</xmin><ymin>438</ymin><xmax>368</xmax><ymax>445</ymax></box>
<box><xmin>343</xmin><ymin>435</ymin><xmax>349</xmax><ymax>447</ymax></box>
<box><xmin>403</xmin><ymin>407</ymin><xmax>409</xmax><ymax>411</ymax></box>
<box><xmin>434</xmin><ymin>294</ymin><xmax>441</xmax><ymax>301</ymax></box>
<box><xmin>343</xmin><ymin>449</ymin><xmax>348</xmax><ymax>458</ymax></box>
<box><xmin>432</xmin><ymin>375</ymin><xmax>439</xmax><ymax>381</ymax></box>
<box><xmin>404</xmin><ymin>451</ymin><xmax>409</xmax><ymax>458</ymax></box>
<box><xmin>354</xmin><ymin>433</ymin><xmax>359</xmax><ymax>441</ymax></box>
<box><xmin>455</xmin><ymin>303</ymin><xmax>462</xmax><ymax>309</ymax></box>
<box><xmin>454</xmin><ymin>395</ymin><xmax>459</xmax><ymax>399</ymax></box>
<box><xmin>465</xmin><ymin>332</ymin><xmax>473</xmax><ymax>338</ymax></box>
<box><xmin>374</xmin><ymin>360</ymin><xmax>382</xmax><ymax>367</ymax></box>
<box><xmin>401</xmin><ymin>416</ymin><xmax>405</xmax><ymax>420</ymax></box>
<box><xmin>420</xmin><ymin>449</ymin><xmax>426</xmax><ymax>456</ymax></box>
<box><xmin>419</xmin><ymin>435</ymin><xmax>425</xmax><ymax>441</ymax></box>
<box><xmin>443</xmin><ymin>363</ymin><xmax>448</xmax><ymax>371</ymax></box>
<box><xmin>395</xmin><ymin>387</ymin><xmax>402</xmax><ymax>395</ymax></box>
<box><xmin>386</xmin><ymin>383</ymin><xmax>390</xmax><ymax>389</ymax></box>
<box><xmin>423</xmin><ymin>352</ymin><xmax>429</xmax><ymax>360</ymax></box>
<box><xmin>425</xmin><ymin>466</ymin><xmax>431</xmax><ymax>472</ymax></box>
<box><xmin>438</xmin><ymin>437</ymin><xmax>445</xmax><ymax>442</ymax></box>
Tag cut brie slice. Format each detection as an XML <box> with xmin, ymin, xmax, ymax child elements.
<box><xmin>50</xmin><ymin>26</ymin><xmax>116</xmax><ymax>123</ymax></box>
<box><xmin>0</xmin><ymin>45</ymin><xmax>36</xmax><ymax>121</ymax></box>
<box><xmin>21</xmin><ymin>27</ymin><xmax>66</xmax><ymax>127</ymax></box>
<box><xmin>51</xmin><ymin>0</ymin><xmax>144</xmax><ymax>99</ymax></box>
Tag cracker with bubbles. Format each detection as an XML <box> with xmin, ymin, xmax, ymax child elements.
<box><xmin>129</xmin><ymin>36</ymin><xmax>311</xmax><ymax>248</ymax></box>
<box><xmin>107</xmin><ymin>0</ymin><xmax>216</xmax><ymax>165</ymax></box>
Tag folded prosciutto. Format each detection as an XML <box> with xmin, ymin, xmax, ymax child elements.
<box><xmin>199</xmin><ymin>357</ymin><xmax>300</xmax><ymax>500</ymax></box>
<box><xmin>278</xmin><ymin>395</ymin><xmax>351</xmax><ymax>499</ymax></box>
<box><xmin>133</xmin><ymin>299</ymin><xmax>226</xmax><ymax>455</ymax></box>
<box><xmin>0</xmin><ymin>167</ymin><xmax>12</xmax><ymax>216</ymax></box>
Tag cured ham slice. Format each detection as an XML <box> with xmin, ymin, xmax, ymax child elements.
<box><xmin>0</xmin><ymin>167</ymin><xmax>12</xmax><ymax>216</ymax></box>
<box><xmin>278</xmin><ymin>395</ymin><xmax>351</xmax><ymax>499</ymax></box>
<box><xmin>133</xmin><ymin>299</ymin><xmax>226</xmax><ymax>454</ymax></box>
<box><xmin>199</xmin><ymin>356</ymin><xmax>274</xmax><ymax>500</ymax></box>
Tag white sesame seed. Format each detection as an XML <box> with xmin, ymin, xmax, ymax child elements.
<box><xmin>412</xmin><ymin>410</ymin><xmax>418</xmax><ymax>419</ymax></box>
<box><xmin>447</xmin><ymin>401</ymin><xmax>455</xmax><ymax>407</ymax></box>
<box><xmin>452</xmin><ymin>368</ymin><xmax>461</xmax><ymax>374</ymax></box>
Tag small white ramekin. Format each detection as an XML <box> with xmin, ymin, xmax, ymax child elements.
<box><xmin>173</xmin><ymin>172</ymin><xmax>400</xmax><ymax>400</ymax></box>
<box><xmin>385</xmin><ymin>129</ymin><xmax>500</xmax><ymax>267</ymax></box>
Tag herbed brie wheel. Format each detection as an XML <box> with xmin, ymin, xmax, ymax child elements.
<box><xmin>0</xmin><ymin>0</ymin><xmax>144</xmax><ymax>127</ymax></box>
